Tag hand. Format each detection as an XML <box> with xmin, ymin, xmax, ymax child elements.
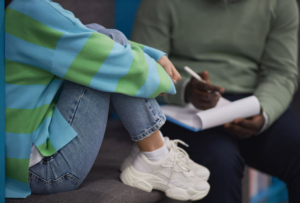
<box><xmin>185</xmin><ymin>71</ymin><xmax>225</xmax><ymax>110</ymax></box>
<box><xmin>157</xmin><ymin>55</ymin><xmax>181</xmax><ymax>96</ymax></box>
<box><xmin>224</xmin><ymin>113</ymin><xmax>265</xmax><ymax>139</ymax></box>
<box><xmin>158</xmin><ymin>55</ymin><xmax>181</xmax><ymax>84</ymax></box>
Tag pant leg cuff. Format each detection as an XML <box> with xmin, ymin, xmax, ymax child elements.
<box><xmin>130</xmin><ymin>115</ymin><xmax>166</xmax><ymax>141</ymax></box>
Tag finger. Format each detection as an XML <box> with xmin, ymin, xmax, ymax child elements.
<box><xmin>170</xmin><ymin>62</ymin><xmax>181</xmax><ymax>82</ymax></box>
<box><xmin>171</xmin><ymin>65</ymin><xmax>181</xmax><ymax>83</ymax></box>
<box><xmin>159</xmin><ymin>93</ymin><xmax>166</xmax><ymax>96</ymax></box>
<box><xmin>196</xmin><ymin>103</ymin><xmax>217</xmax><ymax>110</ymax></box>
<box><xmin>158</xmin><ymin>56</ymin><xmax>176</xmax><ymax>82</ymax></box>
<box><xmin>224</xmin><ymin>123</ymin><xmax>231</xmax><ymax>128</ymax></box>
<box><xmin>164</xmin><ymin>65</ymin><xmax>174</xmax><ymax>79</ymax></box>
<box><xmin>193</xmin><ymin>100</ymin><xmax>217</xmax><ymax>110</ymax></box>
<box><xmin>236</xmin><ymin>115</ymin><xmax>263</xmax><ymax>130</ymax></box>
<box><xmin>225</xmin><ymin>123</ymin><xmax>255</xmax><ymax>138</ymax></box>
<box><xmin>194</xmin><ymin>80</ymin><xmax>225</xmax><ymax>93</ymax></box>
<box><xmin>194</xmin><ymin>90</ymin><xmax>220</xmax><ymax>102</ymax></box>
<box><xmin>200</xmin><ymin>71</ymin><xmax>210</xmax><ymax>83</ymax></box>
<box><xmin>233</xmin><ymin>118</ymin><xmax>243</xmax><ymax>124</ymax></box>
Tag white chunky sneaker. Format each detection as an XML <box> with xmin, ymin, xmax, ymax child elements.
<box><xmin>120</xmin><ymin>148</ymin><xmax>210</xmax><ymax>201</ymax></box>
<box><xmin>120</xmin><ymin>137</ymin><xmax>210</xmax><ymax>181</ymax></box>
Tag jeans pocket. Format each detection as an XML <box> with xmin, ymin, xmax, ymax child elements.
<box><xmin>29</xmin><ymin>171</ymin><xmax>80</xmax><ymax>195</ymax></box>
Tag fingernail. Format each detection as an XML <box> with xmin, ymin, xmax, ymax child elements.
<box><xmin>172</xmin><ymin>79</ymin><xmax>177</xmax><ymax>84</ymax></box>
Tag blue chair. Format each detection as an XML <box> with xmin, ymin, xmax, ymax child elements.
<box><xmin>115</xmin><ymin>0</ymin><xmax>141</xmax><ymax>39</ymax></box>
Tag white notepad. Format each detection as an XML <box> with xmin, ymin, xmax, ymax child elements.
<box><xmin>160</xmin><ymin>96</ymin><xmax>261</xmax><ymax>132</ymax></box>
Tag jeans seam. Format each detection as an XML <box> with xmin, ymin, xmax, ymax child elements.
<box><xmin>69</xmin><ymin>86</ymin><xmax>87</xmax><ymax>125</ymax></box>
<box><xmin>145</xmin><ymin>98</ymin><xmax>160</xmax><ymax>118</ymax></box>
<box><xmin>131</xmin><ymin>114</ymin><xmax>166</xmax><ymax>141</ymax></box>
<box><xmin>29</xmin><ymin>171</ymin><xmax>80</xmax><ymax>186</ymax></box>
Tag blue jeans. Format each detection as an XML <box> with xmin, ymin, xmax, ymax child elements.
<box><xmin>28</xmin><ymin>24</ymin><xmax>166</xmax><ymax>194</ymax></box>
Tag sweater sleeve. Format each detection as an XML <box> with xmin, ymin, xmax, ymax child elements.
<box><xmin>254</xmin><ymin>0</ymin><xmax>299</xmax><ymax>129</ymax></box>
<box><xmin>5</xmin><ymin>0</ymin><xmax>176</xmax><ymax>99</ymax></box>
<box><xmin>132</xmin><ymin>0</ymin><xmax>186</xmax><ymax>105</ymax></box>
<box><xmin>129</xmin><ymin>40</ymin><xmax>167</xmax><ymax>62</ymax></box>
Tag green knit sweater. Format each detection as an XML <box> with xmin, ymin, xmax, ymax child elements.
<box><xmin>132</xmin><ymin>0</ymin><xmax>299</xmax><ymax>129</ymax></box>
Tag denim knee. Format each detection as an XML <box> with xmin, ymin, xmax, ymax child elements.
<box><xmin>86</xmin><ymin>23</ymin><xmax>129</xmax><ymax>46</ymax></box>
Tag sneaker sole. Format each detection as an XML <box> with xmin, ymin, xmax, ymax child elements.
<box><xmin>120</xmin><ymin>165</ymin><xmax>210</xmax><ymax>201</ymax></box>
<box><xmin>121</xmin><ymin>157</ymin><xmax>210</xmax><ymax>181</ymax></box>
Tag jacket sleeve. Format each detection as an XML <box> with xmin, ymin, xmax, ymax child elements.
<box><xmin>5</xmin><ymin>0</ymin><xmax>176</xmax><ymax>99</ymax></box>
<box><xmin>129</xmin><ymin>40</ymin><xmax>167</xmax><ymax>62</ymax></box>
<box><xmin>254</xmin><ymin>0</ymin><xmax>299</xmax><ymax>129</ymax></box>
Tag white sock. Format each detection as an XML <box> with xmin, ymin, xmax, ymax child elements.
<box><xmin>132</xmin><ymin>131</ymin><xmax>165</xmax><ymax>156</ymax></box>
<box><xmin>142</xmin><ymin>144</ymin><xmax>169</xmax><ymax>162</ymax></box>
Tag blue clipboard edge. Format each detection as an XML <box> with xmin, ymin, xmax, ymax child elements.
<box><xmin>0</xmin><ymin>0</ymin><xmax>5</xmax><ymax>202</ymax></box>
<box><xmin>165</xmin><ymin>115</ymin><xmax>202</xmax><ymax>132</ymax></box>
<box><xmin>160</xmin><ymin>104</ymin><xmax>202</xmax><ymax>132</ymax></box>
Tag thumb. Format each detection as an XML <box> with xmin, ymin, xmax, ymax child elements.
<box><xmin>200</xmin><ymin>71</ymin><xmax>210</xmax><ymax>83</ymax></box>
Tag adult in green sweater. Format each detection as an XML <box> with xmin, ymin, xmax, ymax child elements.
<box><xmin>132</xmin><ymin>0</ymin><xmax>300</xmax><ymax>202</ymax></box>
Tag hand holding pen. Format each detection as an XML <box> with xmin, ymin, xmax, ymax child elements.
<box><xmin>184</xmin><ymin>66</ymin><xmax>225</xmax><ymax>110</ymax></box>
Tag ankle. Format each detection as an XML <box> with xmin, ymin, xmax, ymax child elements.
<box><xmin>136</xmin><ymin>130</ymin><xmax>164</xmax><ymax>152</ymax></box>
<box><xmin>142</xmin><ymin>144</ymin><xmax>169</xmax><ymax>162</ymax></box>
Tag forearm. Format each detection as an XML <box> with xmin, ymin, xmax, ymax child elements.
<box><xmin>253</xmin><ymin>0</ymin><xmax>299</xmax><ymax>130</ymax></box>
<box><xmin>254</xmin><ymin>73</ymin><xmax>298</xmax><ymax>129</ymax></box>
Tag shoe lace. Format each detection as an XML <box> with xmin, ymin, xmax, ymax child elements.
<box><xmin>171</xmin><ymin>139</ymin><xmax>190</xmax><ymax>161</ymax></box>
<box><xmin>166</xmin><ymin>139</ymin><xmax>191</xmax><ymax>186</ymax></box>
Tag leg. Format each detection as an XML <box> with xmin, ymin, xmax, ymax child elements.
<box><xmin>29</xmin><ymin>85</ymin><xmax>168</xmax><ymax>195</ymax></box>
<box><xmin>110</xmin><ymin>94</ymin><xmax>210</xmax><ymax>201</ymax></box>
<box><xmin>161</xmin><ymin>122</ymin><xmax>244</xmax><ymax>203</ymax></box>
<box><xmin>29</xmin><ymin>24</ymin><xmax>128</xmax><ymax>194</ymax></box>
<box><xmin>111</xmin><ymin>93</ymin><xmax>166</xmax><ymax>141</ymax></box>
<box><xmin>111</xmin><ymin>93</ymin><xmax>165</xmax><ymax>152</ymax></box>
<box><xmin>29</xmin><ymin>81</ymin><xmax>111</xmax><ymax>194</ymax></box>
<box><xmin>239</xmin><ymin>109</ymin><xmax>300</xmax><ymax>203</ymax></box>
<box><xmin>86</xmin><ymin>24</ymin><xmax>166</xmax><ymax>150</ymax></box>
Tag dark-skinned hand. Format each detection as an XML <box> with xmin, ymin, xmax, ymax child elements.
<box><xmin>224</xmin><ymin>111</ymin><xmax>265</xmax><ymax>139</ymax></box>
<box><xmin>185</xmin><ymin>71</ymin><xmax>225</xmax><ymax>110</ymax></box>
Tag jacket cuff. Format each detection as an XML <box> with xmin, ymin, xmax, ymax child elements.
<box><xmin>143</xmin><ymin>46</ymin><xmax>167</xmax><ymax>61</ymax></box>
<box><xmin>256</xmin><ymin>110</ymin><xmax>269</xmax><ymax>135</ymax></box>
<box><xmin>162</xmin><ymin>76</ymin><xmax>191</xmax><ymax>106</ymax></box>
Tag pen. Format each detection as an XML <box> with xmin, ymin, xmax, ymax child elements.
<box><xmin>184</xmin><ymin>66</ymin><xmax>220</xmax><ymax>95</ymax></box>
<box><xmin>184</xmin><ymin>66</ymin><xmax>206</xmax><ymax>83</ymax></box>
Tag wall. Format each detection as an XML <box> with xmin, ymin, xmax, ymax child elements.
<box><xmin>55</xmin><ymin>0</ymin><xmax>115</xmax><ymax>28</ymax></box>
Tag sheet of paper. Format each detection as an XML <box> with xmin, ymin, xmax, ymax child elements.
<box><xmin>197</xmin><ymin>96</ymin><xmax>260</xmax><ymax>130</ymax></box>
<box><xmin>160</xmin><ymin>97</ymin><xmax>230</xmax><ymax>130</ymax></box>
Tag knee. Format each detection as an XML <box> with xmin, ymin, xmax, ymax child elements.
<box><xmin>85</xmin><ymin>23</ymin><xmax>129</xmax><ymax>46</ymax></box>
<box><xmin>107</xmin><ymin>29</ymin><xmax>129</xmax><ymax>46</ymax></box>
